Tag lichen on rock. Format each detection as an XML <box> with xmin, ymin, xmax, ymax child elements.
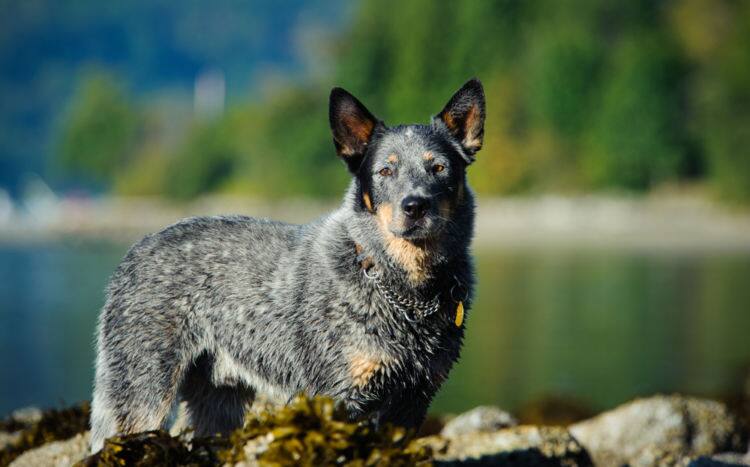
<box><xmin>10</xmin><ymin>432</ymin><xmax>90</xmax><ymax>467</ymax></box>
<box><xmin>569</xmin><ymin>394</ymin><xmax>748</xmax><ymax>466</ymax></box>
<box><xmin>417</xmin><ymin>425</ymin><xmax>593</xmax><ymax>466</ymax></box>
<box><xmin>440</xmin><ymin>406</ymin><xmax>518</xmax><ymax>439</ymax></box>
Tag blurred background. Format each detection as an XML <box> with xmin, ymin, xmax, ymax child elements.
<box><xmin>1</xmin><ymin>0</ymin><xmax>750</xmax><ymax>420</ymax></box>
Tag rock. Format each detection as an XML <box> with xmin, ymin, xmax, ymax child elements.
<box><xmin>0</xmin><ymin>430</ymin><xmax>22</xmax><ymax>451</ymax></box>
<box><xmin>441</xmin><ymin>406</ymin><xmax>518</xmax><ymax>438</ymax></box>
<box><xmin>417</xmin><ymin>425</ymin><xmax>592</xmax><ymax>466</ymax></box>
<box><xmin>689</xmin><ymin>452</ymin><xmax>750</xmax><ymax>466</ymax></box>
<box><xmin>0</xmin><ymin>406</ymin><xmax>41</xmax><ymax>451</ymax></box>
<box><xmin>0</xmin><ymin>402</ymin><xmax>90</xmax><ymax>466</ymax></box>
<box><xmin>630</xmin><ymin>444</ymin><xmax>693</xmax><ymax>466</ymax></box>
<box><xmin>570</xmin><ymin>395</ymin><xmax>748</xmax><ymax>466</ymax></box>
<box><xmin>9</xmin><ymin>432</ymin><xmax>90</xmax><ymax>467</ymax></box>
<box><xmin>8</xmin><ymin>407</ymin><xmax>42</xmax><ymax>426</ymax></box>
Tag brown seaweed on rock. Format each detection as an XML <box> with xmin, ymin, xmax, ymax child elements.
<box><xmin>219</xmin><ymin>395</ymin><xmax>433</xmax><ymax>466</ymax></box>
<box><xmin>78</xmin><ymin>431</ymin><xmax>227</xmax><ymax>467</ymax></box>
<box><xmin>0</xmin><ymin>402</ymin><xmax>90</xmax><ymax>466</ymax></box>
<box><xmin>78</xmin><ymin>395</ymin><xmax>432</xmax><ymax>466</ymax></box>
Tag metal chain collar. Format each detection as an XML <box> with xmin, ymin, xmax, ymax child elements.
<box><xmin>363</xmin><ymin>267</ymin><xmax>442</xmax><ymax>322</ymax></box>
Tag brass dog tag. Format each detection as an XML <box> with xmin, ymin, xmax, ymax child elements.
<box><xmin>455</xmin><ymin>301</ymin><xmax>464</xmax><ymax>327</ymax></box>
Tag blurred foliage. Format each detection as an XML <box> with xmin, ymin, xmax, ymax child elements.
<box><xmin>670</xmin><ymin>0</ymin><xmax>750</xmax><ymax>202</ymax></box>
<box><xmin>517</xmin><ymin>395</ymin><xmax>595</xmax><ymax>426</ymax></box>
<box><xmin>0</xmin><ymin>0</ymin><xmax>345</xmax><ymax>196</ymax></box>
<box><xmin>53</xmin><ymin>0</ymin><xmax>750</xmax><ymax>202</ymax></box>
<box><xmin>58</xmin><ymin>73</ymin><xmax>141</xmax><ymax>183</ymax></box>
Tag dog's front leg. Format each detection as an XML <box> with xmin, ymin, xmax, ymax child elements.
<box><xmin>374</xmin><ymin>392</ymin><xmax>430</xmax><ymax>433</ymax></box>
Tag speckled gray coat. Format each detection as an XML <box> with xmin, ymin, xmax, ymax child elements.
<box><xmin>90</xmin><ymin>78</ymin><xmax>486</xmax><ymax>453</ymax></box>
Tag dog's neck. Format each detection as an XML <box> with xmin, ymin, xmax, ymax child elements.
<box><xmin>354</xmin><ymin>235</ymin><xmax>436</xmax><ymax>286</ymax></box>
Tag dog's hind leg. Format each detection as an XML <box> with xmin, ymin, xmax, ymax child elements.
<box><xmin>90</xmin><ymin>339</ymin><xmax>188</xmax><ymax>453</ymax></box>
<box><xmin>90</xmin><ymin>348</ymin><xmax>121</xmax><ymax>453</ymax></box>
<box><xmin>179</xmin><ymin>354</ymin><xmax>254</xmax><ymax>437</ymax></box>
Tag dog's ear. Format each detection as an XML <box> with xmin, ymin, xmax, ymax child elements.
<box><xmin>329</xmin><ymin>87</ymin><xmax>382</xmax><ymax>173</ymax></box>
<box><xmin>433</xmin><ymin>78</ymin><xmax>485</xmax><ymax>163</ymax></box>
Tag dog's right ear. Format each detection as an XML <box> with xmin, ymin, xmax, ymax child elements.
<box><xmin>329</xmin><ymin>87</ymin><xmax>381</xmax><ymax>173</ymax></box>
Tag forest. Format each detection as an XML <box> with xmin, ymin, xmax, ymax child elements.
<box><xmin>10</xmin><ymin>0</ymin><xmax>750</xmax><ymax>202</ymax></box>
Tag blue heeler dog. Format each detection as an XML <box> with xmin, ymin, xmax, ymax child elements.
<box><xmin>90</xmin><ymin>78</ymin><xmax>485</xmax><ymax>452</ymax></box>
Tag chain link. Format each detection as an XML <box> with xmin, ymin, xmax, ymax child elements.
<box><xmin>364</xmin><ymin>268</ymin><xmax>442</xmax><ymax>322</ymax></box>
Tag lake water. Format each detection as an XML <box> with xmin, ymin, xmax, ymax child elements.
<box><xmin>1</xmin><ymin>240</ymin><xmax>749</xmax><ymax>417</ymax></box>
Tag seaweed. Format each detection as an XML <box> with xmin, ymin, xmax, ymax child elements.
<box><xmin>0</xmin><ymin>402</ymin><xmax>90</xmax><ymax>467</ymax></box>
<box><xmin>79</xmin><ymin>395</ymin><xmax>432</xmax><ymax>466</ymax></box>
<box><xmin>0</xmin><ymin>418</ymin><xmax>26</xmax><ymax>435</ymax></box>
<box><xmin>218</xmin><ymin>395</ymin><xmax>433</xmax><ymax>466</ymax></box>
<box><xmin>78</xmin><ymin>431</ymin><xmax>227</xmax><ymax>467</ymax></box>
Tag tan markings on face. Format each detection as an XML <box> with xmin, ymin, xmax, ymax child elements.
<box><xmin>423</xmin><ymin>151</ymin><xmax>434</xmax><ymax>161</ymax></box>
<box><xmin>349</xmin><ymin>353</ymin><xmax>382</xmax><ymax>388</ymax></box>
<box><xmin>376</xmin><ymin>203</ymin><xmax>430</xmax><ymax>284</ymax></box>
<box><xmin>463</xmin><ymin>104</ymin><xmax>482</xmax><ymax>150</ymax></box>
<box><xmin>362</xmin><ymin>192</ymin><xmax>373</xmax><ymax>211</ymax></box>
<box><xmin>387</xmin><ymin>154</ymin><xmax>398</xmax><ymax>164</ymax></box>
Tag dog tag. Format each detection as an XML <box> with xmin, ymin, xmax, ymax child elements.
<box><xmin>455</xmin><ymin>301</ymin><xmax>464</xmax><ymax>327</ymax></box>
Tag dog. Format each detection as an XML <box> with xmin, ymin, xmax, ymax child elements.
<box><xmin>90</xmin><ymin>78</ymin><xmax>485</xmax><ymax>453</ymax></box>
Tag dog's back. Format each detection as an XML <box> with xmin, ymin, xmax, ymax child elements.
<box><xmin>90</xmin><ymin>79</ymin><xmax>485</xmax><ymax>453</ymax></box>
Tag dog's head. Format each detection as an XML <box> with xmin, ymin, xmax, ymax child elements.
<box><xmin>329</xmin><ymin>79</ymin><xmax>485</xmax><ymax>243</ymax></box>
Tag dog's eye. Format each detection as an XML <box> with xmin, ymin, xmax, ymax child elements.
<box><xmin>379</xmin><ymin>167</ymin><xmax>393</xmax><ymax>177</ymax></box>
<box><xmin>433</xmin><ymin>164</ymin><xmax>445</xmax><ymax>174</ymax></box>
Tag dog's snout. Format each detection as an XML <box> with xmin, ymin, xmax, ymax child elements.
<box><xmin>401</xmin><ymin>196</ymin><xmax>430</xmax><ymax>220</ymax></box>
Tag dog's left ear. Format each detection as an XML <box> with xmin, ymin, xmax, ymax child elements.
<box><xmin>329</xmin><ymin>87</ymin><xmax>382</xmax><ymax>173</ymax></box>
<box><xmin>433</xmin><ymin>78</ymin><xmax>485</xmax><ymax>163</ymax></box>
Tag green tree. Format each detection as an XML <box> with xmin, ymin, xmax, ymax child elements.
<box><xmin>52</xmin><ymin>0</ymin><xmax>750</xmax><ymax>203</ymax></box>
<box><xmin>673</xmin><ymin>0</ymin><xmax>750</xmax><ymax>201</ymax></box>
<box><xmin>582</xmin><ymin>33</ymin><xmax>686</xmax><ymax>189</ymax></box>
<box><xmin>58</xmin><ymin>73</ymin><xmax>140</xmax><ymax>184</ymax></box>
<box><xmin>164</xmin><ymin>121</ymin><xmax>238</xmax><ymax>200</ymax></box>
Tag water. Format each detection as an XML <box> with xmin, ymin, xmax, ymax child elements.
<box><xmin>1</xmin><ymin>241</ymin><xmax>749</xmax><ymax>417</ymax></box>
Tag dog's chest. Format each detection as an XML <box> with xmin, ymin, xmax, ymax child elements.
<box><xmin>341</xmin><ymin>312</ymin><xmax>461</xmax><ymax>393</ymax></box>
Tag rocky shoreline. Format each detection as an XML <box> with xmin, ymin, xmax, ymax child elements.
<box><xmin>1</xmin><ymin>394</ymin><xmax>748</xmax><ymax>466</ymax></box>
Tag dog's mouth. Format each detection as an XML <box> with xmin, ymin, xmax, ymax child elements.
<box><xmin>393</xmin><ymin>224</ymin><xmax>425</xmax><ymax>240</ymax></box>
<box><xmin>389</xmin><ymin>217</ymin><xmax>441</xmax><ymax>241</ymax></box>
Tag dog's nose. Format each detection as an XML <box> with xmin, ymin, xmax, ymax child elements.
<box><xmin>401</xmin><ymin>196</ymin><xmax>429</xmax><ymax>220</ymax></box>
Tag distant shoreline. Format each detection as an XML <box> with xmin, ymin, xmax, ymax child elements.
<box><xmin>1</xmin><ymin>194</ymin><xmax>750</xmax><ymax>252</ymax></box>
